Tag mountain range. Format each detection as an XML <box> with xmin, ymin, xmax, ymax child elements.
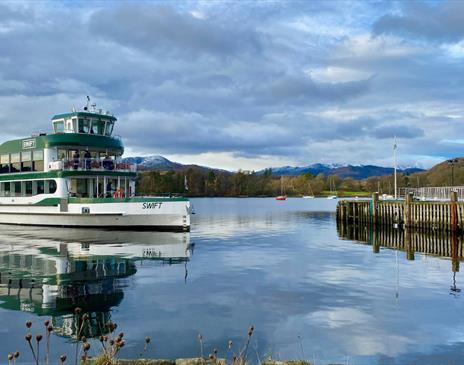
<box><xmin>123</xmin><ymin>155</ymin><xmax>424</xmax><ymax>179</ymax></box>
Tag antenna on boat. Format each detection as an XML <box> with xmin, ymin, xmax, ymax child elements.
<box><xmin>84</xmin><ymin>96</ymin><xmax>90</xmax><ymax>111</ymax></box>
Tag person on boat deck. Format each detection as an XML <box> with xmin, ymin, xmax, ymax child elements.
<box><xmin>106</xmin><ymin>181</ymin><xmax>113</xmax><ymax>197</ymax></box>
<box><xmin>84</xmin><ymin>150</ymin><xmax>91</xmax><ymax>170</ymax></box>
<box><xmin>103</xmin><ymin>155</ymin><xmax>114</xmax><ymax>170</ymax></box>
<box><xmin>72</xmin><ymin>151</ymin><xmax>80</xmax><ymax>170</ymax></box>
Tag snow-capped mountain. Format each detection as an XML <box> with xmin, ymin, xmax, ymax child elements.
<box><xmin>262</xmin><ymin>163</ymin><xmax>423</xmax><ymax>179</ymax></box>
<box><xmin>124</xmin><ymin>155</ymin><xmax>424</xmax><ymax>179</ymax></box>
<box><xmin>123</xmin><ymin>155</ymin><xmax>182</xmax><ymax>170</ymax></box>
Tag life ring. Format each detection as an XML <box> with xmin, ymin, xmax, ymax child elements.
<box><xmin>113</xmin><ymin>188</ymin><xmax>124</xmax><ymax>198</ymax></box>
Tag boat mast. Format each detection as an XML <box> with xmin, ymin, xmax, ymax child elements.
<box><xmin>394</xmin><ymin>136</ymin><xmax>398</xmax><ymax>199</ymax></box>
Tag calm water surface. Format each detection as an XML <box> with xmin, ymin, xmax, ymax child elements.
<box><xmin>0</xmin><ymin>198</ymin><xmax>464</xmax><ymax>365</ymax></box>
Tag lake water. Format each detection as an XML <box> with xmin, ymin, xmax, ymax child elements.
<box><xmin>1</xmin><ymin>198</ymin><xmax>464</xmax><ymax>365</ymax></box>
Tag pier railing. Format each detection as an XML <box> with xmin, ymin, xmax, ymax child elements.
<box><xmin>337</xmin><ymin>192</ymin><xmax>463</xmax><ymax>232</ymax></box>
<box><xmin>401</xmin><ymin>186</ymin><xmax>464</xmax><ymax>201</ymax></box>
<box><xmin>48</xmin><ymin>158</ymin><xmax>137</xmax><ymax>173</ymax></box>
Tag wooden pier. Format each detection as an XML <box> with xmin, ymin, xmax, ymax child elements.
<box><xmin>337</xmin><ymin>192</ymin><xmax>463</xmax><ymax>232</ymax></box>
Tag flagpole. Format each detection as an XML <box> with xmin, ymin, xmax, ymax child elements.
<box><xmin>394</xmin><ymin>136</ymin><xmax>398</xmax><ymax>199</ymax></box>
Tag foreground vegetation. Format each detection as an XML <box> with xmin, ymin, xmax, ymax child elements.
<box><xmin>10</xmin><ymin>309</ymin><xmax>275</xmax><ymax>365</ymax></box>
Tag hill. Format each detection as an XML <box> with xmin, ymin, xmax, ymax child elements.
<box><xmin>261</xmin><ymin>164</ymin><xmax>423</xmax><ymax>179</ymax></box>
<box><xmin>409</xmin><ymin>158</ymin><xmax>464</xmax><ymax>186</ymax></box>
<box><xmin>124</xmin><ymin>155</ymin><xmax>423</xmax><ymax>179</ymax></box>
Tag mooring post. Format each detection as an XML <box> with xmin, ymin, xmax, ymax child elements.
<box><xmin>450</xmin><ymin>191</ymin><xmax>458</xmax><ymax>232</ymax></box>
<box><xmin>404</xmin><ymin>192</ymin><xmax>413</xmax><ymax>228</ymax></box>
<box><xmin>372</xmin><ymin>192</ymin><xmax>379</xmax><ymax>225</ymax></box>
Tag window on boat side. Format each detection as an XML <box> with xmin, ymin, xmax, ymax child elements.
<box><xmin>36</xmin><ymin>180</ymin><xmax>44</xmax><ymax>194</ymax></box>
<box><xmin>0</xmin><ymin>179</ymin><xmax>56</xmax><ymax>197</ymax></box>
<box><xmin>54</xmin><ymin>120</ymin><xmax>64</xmax><ymax>133</ymax></box>
<box><xmin>47</xmin><ymin>179</ymin><xmax>57</xmax><ymax>194</ymax></box>
<box><xmin>21</xmin><ymin>151</ymin><xmax>32</xmax><ymax>172</ymax></box>
<box><xmin>10</xmin><ymin>153</ymin><xmax>20</xmax><ymax>173</ymax></box>
<box><xmin>0</xmin><ymin>181</ymin><xmax>10</xmax><ymax>196</ymax></box>
<box><xmin>32</xmin><ymin>150</ymin><xmax>44</xmax><ymax>171</ymax></box>
<box><xmin>13</xmin><ymin>181</ymin><xmax>21</xmax><ymax>197</ymax></box>
<box><xmin>0</xmin><ymin>154</ymin><xmax>9</xmax><ymax>173</ymax></box>
<box><xmin>24</xmin><ymin>181</ymin><xmax>33</xmax><ymax>196</ymax></box>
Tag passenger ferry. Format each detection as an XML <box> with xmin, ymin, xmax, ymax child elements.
<box><xmin>0</xmin><ymin>101</ymin><xmax>191</xmax><ymax>231</ymax></box>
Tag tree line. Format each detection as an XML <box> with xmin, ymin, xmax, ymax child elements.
<box><xmin>136</xmin><ymin>168</ymin><xmax>434</xmax><ymax>197</ymax></box>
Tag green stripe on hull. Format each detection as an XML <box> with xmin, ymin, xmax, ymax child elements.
<box><xmin>69</xmin><ymin>197</ymin><xmax>189</xmax><ymax>204</ymax></box>
<box><xmin>34</xmin><ymin>197</ymin><xmax>189</xmax><ymax>206</ymax></box>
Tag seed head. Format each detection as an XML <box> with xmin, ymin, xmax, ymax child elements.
<box><xmin>36</xmin><ymin>334</ymin><xmax>43</xmax><ymax>343</ymax></box>
<box><xmin>47</xmin><ymin>325</ymin><xmax>53</xmax><ymax>333</ymax></box>
<box><xmin>14</xmin><ymin>352</ymin><xmax>19</xmax><ymax>359</ymax></box>
<box><xmin>60</xmin><ymin>354</ymin><xmax>67</xmax><ymax>363</ymax></box>
<box><xmin>213</xmin><ymin>348</ymin><xmax>218</xmax><ymax>355</ymax></box>
<box><xmin>109</xmin><ymin>339</ymin><xmax>115</xmax><ymax>346</ymax></box>
<box><xmin>228</xmin><ymin>340</ymin><xmax>233</xmax><ymax>349</ymax></box>
<box><xmin>25</xmin><ymin>333</ymin><xmax>32</xmax><ymax>342</ymax></box>
<box><xmin>118</xmin><ymin>332</ymin><xmax>124</xmax><ymax>339</ymax></box>
<box><xmin>83</xmin><ymin>343</ymin><xmax>90</xmax><ymax>351</ymax></box>
<box><xmin>118</xmin><ymin>340</ymin><xmax>125</xmax><ymax>348</ymax></box>
<box><xmin>8</xmin><ymin>353</ymin><xmax>14</xmax><ymax>361</ymax></box>
<box><xmin>26</xmin><ymin>320</ymin><xmax>32</xmax><ymax>329</ymax></box>
<box><xmin>208</xmin><ymin>354</ymin><xmax>214</xmax><ymax>360</ymax></box>
<box><xmin>99</xmin><ymin>335</ymin><xmax>104</xmax><ymax>342</ymax></box>
<box><xmin>74</xmin><ymin>307</ymin><xmax>82</xmax><ymax>315</ymax></box>
<box><xmin>82</xmin><ymin>314</ymin><xmax>89</xmax><ymax>321</ymax></box>
<box><xmin>81</xmin><ymin>336</ymin><xmax>87</xmax><ymax>343</ymax></box>
<box><xmin>44</xmin><ymin>320</ymin><xmax>50</xmax><ymax>327</ymax></box>
<box><xmin>145</xmin><ymin>336</ymin><xmax>151</xmax><ymax>344</ymax></box>
<box><xmin>198</xmin><ymin>334</ymin><xmax>203</xmax><ymax>341</ymax></box>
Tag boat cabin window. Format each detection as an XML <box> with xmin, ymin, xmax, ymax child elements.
<box><xmin>0</xmin><ymin>154</ymin><xmax>9</xmax><ymax>173</ymax></box>
<box><xmin>78</xmin><ymin>118</ymin><xmax>90</xmax><ymax>133</ymax></box>
<box><xmin>0</xmin><ymin>179</ymin><xmax>57</xmax><ymax>197</ymax></box>
<box><xmin>32</xmin><ymin>150</ymin><xmax>44</xmax><ymax>171</ymax></box>
<box><xmin>10</xmin><ymin>153</ymin><xmax>20</xmax><ymax>172</ymax></box>
<box><xmin>105</xmin><ymin>121</ymin><xmax>114</xmax><ymax>136</ymax></box>
<box><xmin>21</xmin><ymin>151</ymin><xmax>32</xmax><ymax>172</ymax></box>
<box><xmin>53</xmin><ymin>120</ymin><xmax>64</xmax><ymax>133</ymax></box>
<box><xmin>90</xmin><ymin>119</ymin><xmax>105</xmax><ymax>135</ymax></box>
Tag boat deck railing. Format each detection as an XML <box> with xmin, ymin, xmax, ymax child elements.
<box><xmin>48</xmin><ymin>158</ymin><xmax>137</xmax><ymax>173</ymax></box>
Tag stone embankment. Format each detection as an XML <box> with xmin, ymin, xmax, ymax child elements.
<box><xmin>111</xmin><ymin>359</ymin><xmax>318</xmax><ymax>365</ymax></box>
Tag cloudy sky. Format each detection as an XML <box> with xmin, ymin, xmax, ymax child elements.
<box><xmin>0</xmin><ymin>0</ymin><xmax>463</xmax><ymax>171</ymax></box>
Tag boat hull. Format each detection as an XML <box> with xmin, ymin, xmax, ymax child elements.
<box><xmin>0</xmin><ymin>198</ymin><xmax>191</xmax><ymax>231</ymax></box>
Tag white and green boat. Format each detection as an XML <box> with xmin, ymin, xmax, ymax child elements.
<box><xmin>0</xmin><ymin>103</ymin><xmax>191</xmax><ymax>231</ymax></box>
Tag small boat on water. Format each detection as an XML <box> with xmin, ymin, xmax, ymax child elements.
<box><xmin>0</xmin><ymin>99</ymin><xmax>191</xmax><ymax>231</ymax></box>
<box><xmin>276</xmin><ymin>176</ymin><xmax>287</xmax><ymax>201</ymax></box>
<box><xmin>303</xmin><ymin>182</ymin><xmax>315</xmax><ymax>198</ymax></box>
<box><xmin>327</xmin><ymin>195</ymin><xmax>337</xmax><ymax>199</ymax></box>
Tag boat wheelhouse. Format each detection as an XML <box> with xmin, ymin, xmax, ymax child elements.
<box><xmin>0</xmin><ymin>103</ymin><xmax>191</xmax><ymax>231</ymax></box>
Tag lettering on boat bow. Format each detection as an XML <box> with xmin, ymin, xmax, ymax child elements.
<box><xmin>142</xmin><ymin>202</ymin><xmax>163</xmax><ymax>209</ymax></box>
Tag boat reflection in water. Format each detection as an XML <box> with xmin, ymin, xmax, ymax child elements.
<box><xmin>0</xmin><ymin>225</ymin><xmax>192</xmax><ymax>339</ymax></box>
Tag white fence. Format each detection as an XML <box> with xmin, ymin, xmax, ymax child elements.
<box><xmin>402</xmin><ymin>186</ymin><xmax>464</xmax><ymax>201</ymax></box>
